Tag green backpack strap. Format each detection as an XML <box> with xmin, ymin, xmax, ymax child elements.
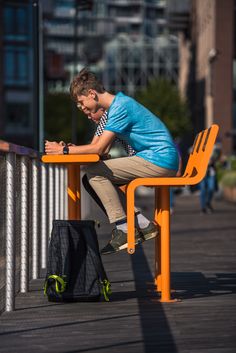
<box><xmin>44</xmin><ymin>275</ymin><xmax>67</xmax><ymax>295</ymax></box>
<box><xmin>101</xmin><ymin>279</ymin><xmax>112</xmax><ymax>302</ymax></box>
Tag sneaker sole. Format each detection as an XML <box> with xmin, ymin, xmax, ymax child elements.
<box><xmin>142</xmin><ymin>231</ymin><xmax>158</xmax><ymax>241</ymax></box>
<box><xmin>101</xmin><ymin>237</ymin><xmax>144</xmax><ymax>255</ymax></box>
<box><xmin>101</xmin><ymin>241</ymin><xmax>143</xmax><ymax>255</ymax></box>
<box><xmin>118</xmin><ymin>237</ymin><xmax>143</xmax><ymax>251</ymax></box>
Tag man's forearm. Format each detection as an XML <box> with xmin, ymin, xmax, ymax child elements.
<box><xmin>45</xmin><ymin>130</ymin><xmax>115</xmax><ymax>155</ymax></box>
<box><xmin>68</xmin><ymin>143</ymin><xmax>103</xmax><ymax>155</ymax></box>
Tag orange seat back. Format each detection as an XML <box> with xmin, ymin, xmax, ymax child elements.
<box><xmin>182</xmin><ymin>124</ymin><xmax>219</xmax><ymax>181</ymax></box>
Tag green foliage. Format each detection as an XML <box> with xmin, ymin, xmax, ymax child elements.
<box><xmin>221</xmin><ymin>171</ymin><xmax>236</xmax><ymax>188</ymax></box>
<box><xmin>229</xmin><ymin>156</ymin><xmax>236</xmax><ymax>171</ymax></box>
<box><xmin>44</xmin><ymin>93</ymin><xmax>94</xmax><ymax>144</ymax></box>
<box><xmin>135</xmin><ymin>78</ymin><xmax>192</xmax><ymax>138</ymax></box>
<box><xmin>216</xmin><ymin>155</ymin><xmax>236</xmax><ymax>182</ymax></box>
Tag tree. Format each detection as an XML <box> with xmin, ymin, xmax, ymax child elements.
<box><xmin>44</xmin><ymin>93</ymin><xmax>94</xmax><ymax>144</ymax></box>
<box><xmin>135</xmin><ymin>78</ymin><xmax>191</xmax><ymax>139</ymax></box>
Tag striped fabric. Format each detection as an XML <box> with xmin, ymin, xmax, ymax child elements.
<box><xmin>95</xmin><ymin>111</ymin><xmax>136</xmax><ymax>156</ymax></box>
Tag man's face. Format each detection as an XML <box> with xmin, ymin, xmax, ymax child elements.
<box><xmin>88</xmin><ymin>108</ymin><xmax>105</xmax><ymax>124</ymax></box>
<box><xmin>76</xmin><ymin>89</ymin><xmax>99</xmax><ymax>115</ymax></box>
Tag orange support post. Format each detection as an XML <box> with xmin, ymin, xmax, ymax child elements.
<box><xmin>67</xmin><ymin>164</ymin><xmax>81</xmax><ymax>220</ymax></box>
<box><xmin>159</xmin><ymin>186</ymin><xmax>176</xmax><ymax>302</ymax></box>
<box><xmin>154</xmin><ymin>187</ymin><xmax>162</xmax><ymax>292</ymax></box>
<box><xmin>127</xmin><ymin>184</ymin><xmax>136</xmax><ymax>254</ymax></box>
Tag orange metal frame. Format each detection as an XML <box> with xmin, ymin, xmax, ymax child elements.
<box><xmin>126</xmin><ymin>124</ymin><xmax>219</xmax><ymax>302</ymax></box>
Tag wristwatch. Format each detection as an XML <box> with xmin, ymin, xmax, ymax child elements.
<box><xmin>63</xmin><ymin>145</ymin><xmax>69</xmax><ymax>155</ymax></box>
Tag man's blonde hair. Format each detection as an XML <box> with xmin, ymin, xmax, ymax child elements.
<box><xmin>70</xmin><ymin>68</ymin><xmax>105</xmax><ymax>101</ymax></box>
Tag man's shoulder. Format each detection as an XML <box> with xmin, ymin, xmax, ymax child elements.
<box><xmin>110</xmin><ymin>93</ymin><xmax>136</xmax><ymax>113</ymax></box>
<box><xmin>109</xmin><ymin>99</ymin><xmax>128</xmax><ymax>117</ymax></box>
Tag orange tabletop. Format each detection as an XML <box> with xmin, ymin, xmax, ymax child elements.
<box><xmin>41</xmin><ymin>154</ymin><xmax>100</xmax><ymax>164</ymax></box>
<box><xmin>41</xmin><ymin>154</ymin><xmax>100</xmax><ymax>219</ymax></box>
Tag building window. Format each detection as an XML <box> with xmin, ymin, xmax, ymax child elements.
<box><xmin>4</xmin><ymin>46</ymin><xmax>29</xmax><ymax>86</ymax></box>
<box><xmin>3</xmin><ymin>5</ymin><xmax>29</xmax><ymax>41</ymax></box>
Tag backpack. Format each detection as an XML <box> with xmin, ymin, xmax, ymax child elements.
<box><xmin>44</xmin><ymin>220</ymin><xmax>111</xmax><ymax>302</ymax></box>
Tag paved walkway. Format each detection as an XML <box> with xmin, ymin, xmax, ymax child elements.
<box><xmin>0</xmin><ymin>192</ymin><xmax>236</xmax><ymax>353</ymax></box>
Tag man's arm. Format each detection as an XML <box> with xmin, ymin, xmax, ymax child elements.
<box><xmin>89</xmin><ymin>135</ymin><xmax>113</xmax><ymax>159</ymax></box>
<box><xmin>45</xmin><ymin>130</ymin><xmax>115</xmax><ymax>155</ymax></box>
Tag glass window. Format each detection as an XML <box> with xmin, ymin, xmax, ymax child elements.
<box><xmin>16</xmin><ymin>7</ymin><xmax>27</xmax><ymax>35</ymax></box>
<box><xmin>3</xmin><ymin>7</ymin><xmax>14</xmax><ymax>34</ymax></box>
<box><xmin>3</xmin><ymin>5</ymin><xmax>29</xmax><ymax>40</ymax></box>
<box><xmin>18</xmin><ymin>50</ymin><xmax>28</xmax><ymax>81</ymax></box>
<box><xmin>96</xmin><ymin>2</ymin><xmax>106</xmax><ymax>16</ymax></box>
<box><xmin>4</xmin><ymin>50</ymin><xmax>15</xmax><ymax>81</ymax></box>
<box><xmin>4</xmin><ymin>46</ymin><xmax>29</xmax><ymax>85</ymax></box>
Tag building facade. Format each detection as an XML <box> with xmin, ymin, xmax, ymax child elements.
<box><xmin>193</xmin><ymin>0</ymin><xmax>235</xmax><ymax>154</ymax></box>
<box><xmin>0</xmin><ymin>0</ymin><xmax>42</xmax><ymax>149</ymax></box>
<box><xmin>169</xmin><ymin>0</ymin><xmax>236</xmax><ymax>155</ymax></box>
<box><xmin>43</xmin><ymin>0</ymin><xmax>179</xmax><ymax>95</ymax></box>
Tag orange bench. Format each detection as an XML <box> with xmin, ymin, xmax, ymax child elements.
<box><xmin>126</xmin><ymin>124</ymin><xmax>219</xmax><ymax>302</ymax></box>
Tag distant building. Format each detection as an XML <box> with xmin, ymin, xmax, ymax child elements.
<box><xmin>0</xmin><ymin>0</ymin><xmax>41</xmax><ymax>149</ymax></box>
<box><xmin>168</xmin><ymin>0</ymin><xmax>236</xmax><ymax>155</ymax></box>
<box><xmin>42</xmin><ymin>0</ymin><xmax>179</xmax><ymax>95</ymax></box>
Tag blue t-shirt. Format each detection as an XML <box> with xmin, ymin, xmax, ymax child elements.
<box><xmin>104</xmin><ymin>92</ymin><xmax>179</xmax><ymax>171</ymax></box>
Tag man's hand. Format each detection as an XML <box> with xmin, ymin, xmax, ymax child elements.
<box><xmin>59</xmin><ymin>141</ymin><xmax>66</xmax><ymax>146</ymax></box>
<box><xmin>45</xmin><ymin>141</ymin><xmax>64</xmax><ymax>155</ymax></box>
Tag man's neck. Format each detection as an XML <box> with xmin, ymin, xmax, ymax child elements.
<box><xmin>98</xmin><ymin>92</ymin><xmax>115</xmax><ymax>110</ymax></box>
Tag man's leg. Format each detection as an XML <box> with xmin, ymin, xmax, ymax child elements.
<box><xmin>83</xmin><ymin>173</ymin><xmax>152</xmax><ymax>234</ymax></box>
<box><xmin>200</xmin><ymin>179</ymin><xmax>207</xmax><ymax>212</ymax></box>
<box><xmin>207</xmin><ymin>175</ymin><xmax>215</xmax><ymax>212</ymax></box>
<box><xmin>86</xmin><ymin>156</ymin><xmax>176</xmax><ymax>254</ymax></box>
<box><xmin>82</xmin><ymin>174</ymin><xmax>108</xmax><ymax>216</ymax></box>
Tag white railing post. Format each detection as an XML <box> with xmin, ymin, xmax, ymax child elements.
<box><xmin>20</xmin><ymin>156</ymin><xmax>29</xmax><ymax>293</ymax></box>
<box><xmin>32</xmin><ymin>159</ymin><xmax>39</xmax><ymax>279</ymax></box>
<box><xmin>41</xmin><ymin>162</ymin><xmax>48</xmax><ymax>269</ymax></box>
<box><xmin>60</xmin><ymin>165</ymin><xmax>65</xmax><ymax>219</ymax></box>
<box><xmin>5</xmin><ymin>152</ymin><xmax>15</xmax><ymax>311</ymax></box>
<box><xmin>64</xmin><ymin>166</ymin><xmax>68</xmax><ymax>220</ymax></box>
<box><xmin>54</xmin><ymin>165</ymin><xmax>60</xmax><ymax>219</ymax></box>
<box><xmin>48</xmin><ymin>164</ymin><xmax>54</xmax><ymax>237</ymax></box>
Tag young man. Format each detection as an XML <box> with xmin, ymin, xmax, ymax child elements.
<box><xmin>45</xmin><ymin>68</ymin><xmax>179</xmax><ymax>255</ymax></box>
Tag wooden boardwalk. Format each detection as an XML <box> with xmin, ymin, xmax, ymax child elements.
<box><xmin>0</xmin><ymin>192</ymin><xmax>236</xmax><ymax>353</ymax></box>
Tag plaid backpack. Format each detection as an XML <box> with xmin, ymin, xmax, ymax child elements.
<box><xmin>44</xmin><ymin>220</ymin><xmax>111</xmax><ymax>302</ymax></box>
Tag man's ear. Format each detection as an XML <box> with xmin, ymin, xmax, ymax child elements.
<box><xmin>88</xmin><ymin>89</ymin><xmax>96</xmax><ymax>99</ymax></box>
<box><xmin>88</xmin><ymin>89</ymin><xmax>99</xmax><ymax>102</ymax></box>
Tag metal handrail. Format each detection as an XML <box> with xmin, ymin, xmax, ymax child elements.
<box><xmin>0</xmin><ymin>140</ymin><xmax>68</xmax><ymax>312</ymax></box>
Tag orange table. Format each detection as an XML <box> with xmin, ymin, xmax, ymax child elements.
<box><xmin>41</xmin><ymin>154</ymin><xmax>100</xmax><ymax>219</ymax></box>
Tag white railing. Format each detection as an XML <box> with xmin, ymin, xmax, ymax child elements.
<box><xmin>0</xmin><ymin>140</ymin><xmax>68</xmax><ymax>312</ymax></box>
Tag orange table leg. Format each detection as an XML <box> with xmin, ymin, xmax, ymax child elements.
<box><xmin>127</xmin><ymin>184</ymin><xmax>136</xmax><ymax>254</ymax></box>
<box><xmin>159</xmin><ymin>186</ymin><xmax>177</xmax><ymax>302</ymax></box>
<box><xmin>154</xmin><ymin>187</ymin><xmax>162</xmax><ymax>292</ymax></box>
<box><xmin>67</xmin><ymin>164</ymin><xmax>81</xmax><ymax>220</ymax></box>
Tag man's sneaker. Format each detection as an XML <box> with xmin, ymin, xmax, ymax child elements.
<box><xmin>139</xmin><ymin>222</ymin><xmax>158</xmax><ymax>241</ymax></box>
<box><xmin>101</xmin><ymin>228</ymin><xmax>143</xmax><ymax>255</ymax></box>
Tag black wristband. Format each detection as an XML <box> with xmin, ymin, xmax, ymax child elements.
<box><xmin>63</xmin><ymin>145</ymin><xmax>69</xmax><ymax>155</ymax></box>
